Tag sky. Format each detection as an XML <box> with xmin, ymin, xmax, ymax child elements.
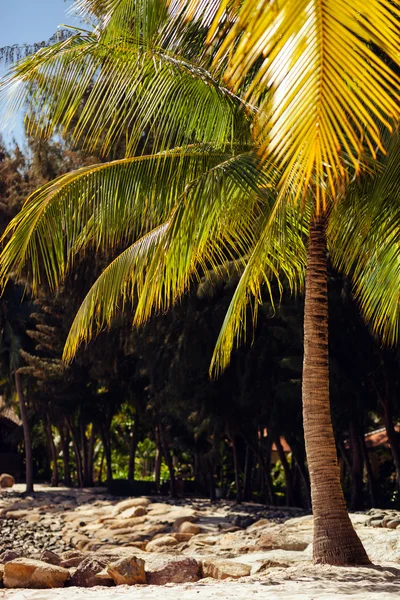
<box><xmin>0</xmin><ymin>0</ymin><xmax>82</xmax><ymax>145</ymax></box>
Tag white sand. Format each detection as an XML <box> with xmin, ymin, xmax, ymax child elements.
<box><xmin>2</xmin><ymin>563</ymin><xmax>400</xmax><ymax>600</ymax></box>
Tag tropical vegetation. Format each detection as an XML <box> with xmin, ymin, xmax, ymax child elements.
<box><xmin>0</xmin><ymin>0</ymin><xmax>399</xmax><ymax>567</ymax></box>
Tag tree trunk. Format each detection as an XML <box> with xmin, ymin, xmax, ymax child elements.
<box><xmin>291</xmin><ymin>446</ymin><xmax>311</xmax><ymax>510</ymax></box>
<box><xmin>98</xmin><ymin>449</ymin><xmax>105</xmax><ymax>485</ymax></box>
<box><xmin>274</xmin><ymin>435</ymin><xmax>294</xmax><ymax>506</ymax></box>
<box><xmin>154</xmin><ymin>425</ymin><xmax>162</xmax><ymax>491</ymax></box>
<box><xmin>360</xmin><ymin>432</ymin><xmax>377</xmax><ymax>507</ymax></box>
<box><xmin>242</xmin><ymin>444</ymin><xmax>253</xmax><ymax>501</ymax></box>
<box><xmin>380</xmin><ymin>396</ymin><xmax>400</xmax><ymax>492</ymax></box>
<box><xmin>15</xmin><ymin>372</ymin><xmax>34</xmax><ymax>493</ymax></box>
<box><xmin>80</xmin><ymin>420</ymin><xmax>90</xmax><ymax>487</ymax></box>
<box><xmin>45</xmin><ymin>413</ymin><xmax>59</xmax><ymax>487</ymax></box>
<box><xmin>159</xmin><ymin>425</ymin><xmax>177</xmax><ymax>497</ymax></box>
<box><xmin>349</xmin><ymin>419</ymin><xmax>364</xmax><ymax>511</ymax></box>
<box><xmin>87</xmin><ymin>425</ymin><xmax>95</xmax><ymax>487</ymax></box>
<box><xmin>302</xmin><ymin>216</ymin><xmax>369</xmax><ymax>565</ymax></box>
<box><xmin>230</xmin><ymin>434</ymin><xmax>241</xmax><ymax>503</ymax></box>
<box><xmin>100</xmin><ymin>429</ymin><xmax>113</xmax><ymax>485</ymax></box>
<box><xmin>65</xmin><ymin>416</ymin><xmax>84</xmax><ymax>488</ymax></box>
<box><xmin>59</xmin><ymin>426</ymin><xmax>71</xmax><ymax>486</ymax></box>
<box><xmin>128</xmin><ymin>409</ymin><xmax>140</xmax><ymax>481</ymax></box>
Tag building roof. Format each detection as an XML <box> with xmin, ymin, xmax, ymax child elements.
<box><xmin>364</xmin><ymin>425</ymin><xmax>400</xmax><ymax>449</ymax></box>
<box><xmin>0</xmin><ymin>397</ymin><xmax>22</xmax><ymax>427</ymax></box>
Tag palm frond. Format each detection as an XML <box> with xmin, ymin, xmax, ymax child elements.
<box><xmin>0</xmin><ymin>147</ymin><xmax>232</xmax><ymax>293</ymax></box>
<box><xmin>73</xmin><ymin>0</ymin><xmax>167</xmax><ymax>42</ymax></box>
<box><xmin>1</xmin><ymin>21</ymin><xmax>250</xmax><ymax>155</ymax></box>
<box><xmin>210</xmin><ymin>201</ymin><xmax>309</xmax><ymax>375</ymax></box>
<box><xmin>63</xmin><ymin>222</ymin><xmax>168</xmax><ymax>361</ymax></box>
<box><xmin>178</xmin><ymin>0</ymin><xmax>400</xmax><ymax>206</ymax></box>
<box><xmin>329</xmin><ymin>132</ymin><xmax>400</xmax><ymax>346</ymax></box>
<box><xmin>63</xmin><ymin>151</ymin><xmax>281</xmax><ymax>360</ymax></box>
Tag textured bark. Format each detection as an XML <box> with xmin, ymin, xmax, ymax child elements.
<box><xmin>302</xmin><ymin>217</ymin><xmax>369</xmax><ymax>565</ymax></box>
<box><xmin>15</xmin><ymin>372</ymin><xmax>34</xmax><ymax>493</ymax></box>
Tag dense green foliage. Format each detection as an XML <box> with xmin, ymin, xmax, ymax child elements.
<box><xmin>0</xmin><ymin>135</ymin><xmax>399</xmax><ymax>508</ymax></box>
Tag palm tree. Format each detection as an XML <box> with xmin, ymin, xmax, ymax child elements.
<box><xmin>0</xmin><ymin>0</ymin><xmax>399</xmax><ymax>564</ymax></box>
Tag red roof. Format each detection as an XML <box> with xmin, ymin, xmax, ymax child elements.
<box><xmin>364</xmin><ymin>425</ymin><xmax>400</xmax><ymax>449</ymax></box>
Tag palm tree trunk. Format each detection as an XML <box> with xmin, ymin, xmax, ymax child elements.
<box><xmin>302</xmin><ymin>216</ymin><xmax>369</xmax><ymax>565</ymax></box>
<box><xmin>15</xmin><ymin>372</ymin><xmax>34</xmax><ymax>493</ymax></box>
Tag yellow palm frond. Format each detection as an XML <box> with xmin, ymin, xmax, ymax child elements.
<box><xmin>178</xmin><ymin>0</ymin><xmax>400</xmax><ymax>207</ymax></box>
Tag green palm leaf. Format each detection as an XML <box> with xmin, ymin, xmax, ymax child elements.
<box><xmin>63</xmin><ymin>151</ymin><xmax>289</xmax><ymax>360</ymax></box>
<box><xmin>329</xmin><ymin>133</ymin><xmax>400</xmax><ymax>346</ymax></box>
<box><xmin>0</xmin><ymin>147</ymin><xmax>234</xmax><ymax>293</ymax></box>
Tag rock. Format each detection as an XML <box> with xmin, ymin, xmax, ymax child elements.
<box><xmin>70</xmin><ymin>534</ymin><xmax>90</xmax><ymax>550</ymax></box>
<box><xmin>39</xmin><ymin>550</ymin><xmax>61</xmax><ymax>566</ymax></box>
<box><xmin>202</xmin><ymin>560</ymin><xmax>251</xmax><ymax>580</ymax></box>
<box><xmin>246</xmin><ymin>519</ymin><xmax>271</xmax><ymax>532</ymax></box>
<box><xmin>370</xmin><ymin>519</ymin><xmax>383</xmax><ymax>528</ymax></box>
<box><xmin>0</xmin><ymin>474</ymin><xmax>15</xmax><ymax>489</ymax></box>
<box><xmin>0</xmin><ymin>564</ymin><xmax>3</xmax><ymax>586</ymax></box>
<box><xmin>0</xmin><ymin>550</ymin><xmax>21</xmax><ymax>564</ymax></box>
<box><xmin>147</xmin><ymin>558</ymin><xmax>201</xmax><ymax>585</ymax></box>
<box><xmin>188</xmin><ymin>534</ymin><xmax>218</xmax><ymax>547</ymax></box>
<box><xmin>60</xmin><ymin>550</ymin><xmax>86</xmax><ymax>567</ymax></box>
<box><xmin>112</xmin><ymin>498</ymin><xmax>151</xmax><ymax>515</ymax></box>
<box><xmin>69</xmin><ymin>556</ymin><xmax>113</xmax><ymax>587</ymax></box>
<box><xmin>147</xmin><ymin>503</ymin><xmax>171</xmax><ymax>516</ymax></box>
<box><xmin>179</xmin><ymin>522</ymin><xmax>201</xmax><ymax>535</ymax></box>
<box><xmin>172</xmin><ymin>516</ymin><xmax>196</xmax><ymax>531</ymax></box>
<box><xmin>145</xmin><ymin>535</ymin><xmax>180</xmax><ymax>552</ymax></box>
<box><xmin>117</xmin><ymin>506</ymin><xmax>148</xmax><ymax>519</ymax></box>
<box><xmin>3</xmin><ymin>558</ymin><xmax>69</xmax><ymax>589</ymax></box>
<box><xmin>173</xmin><ymin>533</ymin><xmax>194</xmax><ymax>542</ymax></box>
<box><xmin>121</xmin><ymin>541</ymin><xmax>147</xmax><ymax>551</ymax></box>
<box><xmin>108</xmin><ymin>516</ymin><xmax>147</xmax><ymax>530</ymax></box>
<box><xmin>387</xmin><ymin>520</ymin><xmax>400</xmax><ymax>529</ymax></box>
<box><xmin>107</xmin><ymin>556</ymin><xmax>146</xmax><ymax>585</ymax></box>
<box><xmin>255</xmin><ymin>533</ymin><xmax>308</xmax><ymax>552</ymax></box>
<box><xmin>94</xmin><ymin>569</ymin><xmax>115</xmax><ymax>586</ymax></box>
<box><xmin>253</xmin><ymin>560</ymin><xmax>290</xmax><ymax>574</ymax></box>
